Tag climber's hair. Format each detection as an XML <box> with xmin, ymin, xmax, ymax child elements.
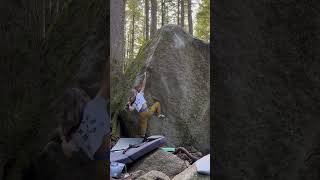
<box><xmin>60</xmin><ymin>88</ymin><xmax>90</xmax><ymax>140</ymax></box>
<box><xmin>133</xmin><ymin>74</ymin><xmax>144</xmax><ymax>91</ymax></box>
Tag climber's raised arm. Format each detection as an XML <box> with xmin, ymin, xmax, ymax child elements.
<box><xmin>140</xmin><ymin>72</ymin><xmax>147</xmax><ymax>92</ymax></box>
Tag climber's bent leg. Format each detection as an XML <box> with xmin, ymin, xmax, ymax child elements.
<box><xmin>149</xmin><ymin>101</ymin><xmax>161</xmax><ymax>116</ymax></box>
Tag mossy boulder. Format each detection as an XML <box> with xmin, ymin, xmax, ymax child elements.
<box><xmin>117</xmin><ymin>25</ymin><xmax>210</xmax><ymax>154</ymax></box>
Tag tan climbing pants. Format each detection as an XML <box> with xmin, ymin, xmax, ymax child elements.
<box><xmin>138</xmin><ymin>102</ymin><xmax>161</xmax><ymax>137</ymax></box>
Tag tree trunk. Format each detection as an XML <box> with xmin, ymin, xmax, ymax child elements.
<box><xmin>165</xmin><ymin>2</ymin><xmax>169</xmax><ymax>24</ymax></box>
<box><xmin>181</xmin><ymin>0</ymin><xmax>184</xmax><ymax>28</ymax></box>
<box><xmin>161</xmin><ymin>0</ymin><xmax>165</xmax><ymax>27</ymax></box>
<box><xmin>110</xmin><ymin>0</ymin><xmax>125</xmax><ymax>73</ymax></box>
<box><xmin>122</xmin><ymin>0</ymin><xmax>126</xmax><ymax>61</ymax></box>
<box><xmin>126</xmin><ymin>31</ymin><xmax>130</xmax><ymax>59</ymax></box>
<box><xmin>150</xmin><ymin>0</ymin><xmax>157</xmax><ymax>37</ymax></box>
<box><xmin>188</xmin><ymin>0</ymin><xmax>193</xmax><ymax>35</ymax></box>
<box><xmin>131</xmin><ymin>14</ymin><xmax>135</xmax><ymax>58</ymax></box>
<box><xmin>177</xmin><ymin>0</ymin><xmax>180</xmax><ymax>25</ymax></box>
<box><xmin>145</xmin><ymin>0</ymin><xmax>149</xmax><ymax>40</ymax></box>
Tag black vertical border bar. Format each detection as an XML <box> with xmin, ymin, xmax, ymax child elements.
<box><xmin>210</xmin><ymin>0</ymin><xmax>215</xmax><ymax>179</ymax></box>
<box><xmin>106</xmin><ymin>0</ymin><xmax>110</xmax><ymax>101</ymax></box>
<box><xmin>107</xmin><ymin>0</ymin><xmax>110</xmax><ymax>178</ymax></box>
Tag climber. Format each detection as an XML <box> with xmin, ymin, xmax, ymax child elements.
<box><xmin>126</xmin><ymin>71</ymin><xmax>165</xmax><ymax>138</ymax></box>
<box><xmin>58</xmin><ymin>74</ymin><xmax>110</xmax><ymax>160</ymax></box>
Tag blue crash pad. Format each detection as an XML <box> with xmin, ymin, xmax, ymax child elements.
<box><xmin>110</xmin><ymin>135</ymin><xmax>166</xmax><ymax>164</ymax></box>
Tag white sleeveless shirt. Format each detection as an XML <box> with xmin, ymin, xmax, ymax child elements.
<box><xmin>132</xmin><ymin>92</ymin><xmax>146</xmax><ymax>112</ymax></box>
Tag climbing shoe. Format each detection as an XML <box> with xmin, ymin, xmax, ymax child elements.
<box><xmin>158</xmin><ymin>114</ymin><xmax>165</xmax><ymax>118</ymax></box>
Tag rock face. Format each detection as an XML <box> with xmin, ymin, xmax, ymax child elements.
<box><xmin>129</xmin><ymin>149</ymin><xmax>188</xmax><ymax>178</ymax></box>
<box><xmin>130</xmin><ymin>170</ymin><xmax>146</xmax><ymax>179</ymax></box>
<box><xmin>213</xmin><ymin>1</ymin><xmax>320</xmax><ymax>179</ymax></box>
<box><xmin>137</xmin><ymin>170</ymin><xmax>170</xmax><ymax>180</ymax></box>
<box><xmin>121</xmin><ymin>25</ymin><xmax>210</xmax><ymax>154</ymax></box>
<box><xmin>172</xmin><ymin>164</ymin><xmax>210</xmax><ymax>180</ymax></box>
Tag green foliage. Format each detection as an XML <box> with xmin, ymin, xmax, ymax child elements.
<box><xmin>124</xmin><ymin>0</ymin><xmax>209</xmax><ymax>62</ymax></box>
<box><xmin>194</xmin><ymin>0</ymin><xmax>210</xmax><ymax>42</ymax></box>
<box><xmin>125</xmin><ymin>0</ymin><xmax>144</xmax><ymax>59</ymax></box>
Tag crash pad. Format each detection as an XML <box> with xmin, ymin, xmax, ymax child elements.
<box><xmin>110</xmin><ymin>135</ymin><xmax>166</xmax><ymax>164</ymax></box>
<box><xmin>111</xmin><ymin>138</ymin><xmax>144</xmax><ymax>151</ymax></box>
<box><xmin>195</xmin><ymin>154</ymin><xmax>210</xmax><ymax>175</ymax></box>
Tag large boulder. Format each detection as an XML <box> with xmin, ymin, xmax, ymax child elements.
<box><xmin>129</xmin><ymin>149</ymin><xmax>188</xmax><ymax>178</ymax></box>
<box><xmin>120</xmin><ymin>25</ymin><xmax>210</xmax><ymax>154</ymax></box>
<box><xmin>129</xmin><ymin>170</ymin><xmax>146</xmax><ymax>179</ymax></box>
<box><xmin>137</xmin><ymin>170</ymin><xmax>170</xmax><ymax>180</ymax></box>
<box><xmin>172</xmin><ymin>164</ymin><xmax>210</xmax><ymax>180</ymax></box>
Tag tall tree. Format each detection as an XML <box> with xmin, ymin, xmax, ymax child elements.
<box><xmin>150</xmin><ymin>0</ymin><xmax>157</xmax><ymax>37</ymax></box>
<box><xmin>177</xmin><ymin>0</ymin><xmax>180</xmax><ymax>25</ymax></box>
<box><xmin>165</xmin><ymin>1</ymin><xmax>170</xmax><ymax>24</ymax></box>
<box><xmin>145</xmin><ymin>0</ymin><xmax>149</xmax><ymax>40</ymax></box>
<box><xmin>188</xmin><ymin>0</ymin><xmax>193</xmax><ymax>35</ymax></box>
<box><xmin>125</xmin><ymin>0</ymin><xmax>143</xmax><ymax>59</ymax></box>
<box><xmin>131</xmin><ymin>13</ymin><xmax>135</xmax><ymax>59</ymax></box>
<box><xmin>111</xmin><ymin>0</ymin><xmax>126</xmax><ymax>73</ymax></box>
<box><xmin>127</xmin><ymin>32</ymin><xmax>130</xmax><ymax>58</ymax></box>
<box><xmin>161</xmin><ymin>0</ymin><xmax>165</xmax><ymax>26</ymax></box>
<box><xmin>180</xmin><ymin>0</ymin><xmax>185</xmax><ymax>28</ymax></box>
